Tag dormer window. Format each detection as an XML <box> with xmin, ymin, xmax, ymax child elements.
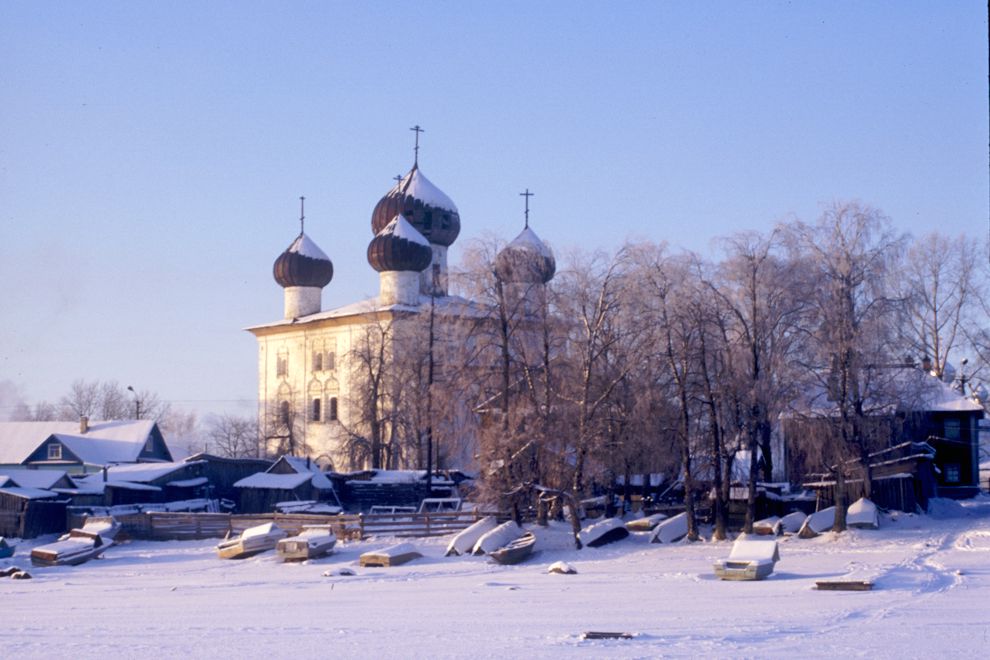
<box><xmin>47</xmin><ymin>443</ymin><xmax>62</xmax><ymax>460</ymax></box>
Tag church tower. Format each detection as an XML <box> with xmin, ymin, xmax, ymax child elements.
<box><xmin>272</xmin><ymin>198</ymin><xmax>334</xmax><ymax>319</ymax></box>
<box><xmin>495</xmin><ymin>188</ymin><xmax>556</xmax><ymax>318</ymax></box>
<box><xmin>370</xmin><ymin>126</ymin><xmax>460</xmax><ymax>297</ymax></box>
<box><xmin>367</xmin><ymin>214</ymin><xmax>433</xmax><ymax>306</ymax></box>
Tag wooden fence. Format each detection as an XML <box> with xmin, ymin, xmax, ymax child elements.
<box><xmin>113</xmin><ymin>509</ymin><xmax>489</xmax><ymax>542</ymax></box>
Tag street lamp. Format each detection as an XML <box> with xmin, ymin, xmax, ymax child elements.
<box><xmin>127</xmin><ymin>385</ymin><xmax>141</xmax><ymax>420</ymax></box>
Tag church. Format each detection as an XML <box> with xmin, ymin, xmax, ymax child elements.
<box><xmin>247</xmin><ymin>133</ymin><xmax>555</xmax><ymax>472</ymax></box>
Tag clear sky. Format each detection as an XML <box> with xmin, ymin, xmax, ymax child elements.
<box><xmin>1</xmin><ymin>1</ymin><xmax>987</xmax><ymax>420</ymax></box>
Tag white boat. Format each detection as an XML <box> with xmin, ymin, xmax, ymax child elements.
<box><xmin>779</xmin><ymin>510</ymin><xmax>807</xmax><ymax>534</ymax></box>
<box><xmin>217</xmin><ymin>522</ymin><xmax>287</xmax><ymax>559</ymax></box>
<box><xmin>798</xmin><ymin>507</ymin><xmax>835</xmax><ymax>538</ymax></box>
<box><xmin>752</xmin><ymin>516</ymin><xmax>782</xmax><ymax>536</ymax></box>
<box><xmin>624</xmin><ymin>513</ymin><xmax>667</xmax><ymax>532</ymax></box>
<box><xmin>651</xmin><ymin>512</ymin><xmax>689</xmax><ymax>544</ymax></box>
<box><xmin>445</xmin><ymin>516</ymin><xmax>498</xmax><ymax>556</ymax></box>
<box><xmin>579</xmin><ymin>518</ymin><xmax>630</xmax><ymax>547</ymax></box>
<box><xmin>713</xmin><ymin>535</ymin><xmax>781</xmax><ymax>581</ymax></box>
<box><xmin>359</xmin><ymin>542</ymin><xmax>422</xmax><ymax>567</ymax></box>
<box><xmin>30</xmin><ymin>517</ymin><xmax>120</xmax><ymax>567</ymax></box>
<box><xmin>277</xmin><ymin>525</ymin><xmax>336</xmax><ymax>561</ymax></box>
<box><xmin>472</xmin><ymin>521</ymin><xmax>523</xmax><ymax>555</ymax></box>
<box><xmin>847</xmin><ymin>498</ymin><xmax>879</xmax><ymax>529</ymax></box>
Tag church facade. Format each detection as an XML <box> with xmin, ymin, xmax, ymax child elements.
<box><xmin>247</xmin><ymin>142</ymin><xmax>555</xmax><ymax>472</ymax></box>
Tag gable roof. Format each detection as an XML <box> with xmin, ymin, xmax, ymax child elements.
<box><xmin>234</xmin><ymin>471</ymin><xmax>334</xmax><ymax>491</ymax></box>
<box><xmin>74</xmin><ymin>461</ymin><xmax>201</xmax><ymax>485</ymax></box>
<box><xmin>0</xmin><ymin>469</ymin><xmax>72</xmax><ymax>490</ymax></box>
<box><xmin>0</xmin><ymin>420</ymin><xmax>167</xmax><ymax>466</ymax></box>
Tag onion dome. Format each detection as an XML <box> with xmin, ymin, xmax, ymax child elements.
<box><xmin>273</xmin><ymin>233</ymin><xmax>334</xmax><ymax>288</ymax></box>
<box><xmin>367</xmin><ymin>215</ymin><xmax>433</xmax><ymax>273</ymax></box>
<box><xmin>495</xmin><ymin>226</ymin><xmax>556</xmax><ymax>284</ymax></box>
<box><xmin>371</xmin><ymin>164</ymin><xmax>460</xmax><ymax>246</ymax></box>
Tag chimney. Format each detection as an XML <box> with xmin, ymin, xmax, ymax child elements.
<box><xmin>80</xmin><ymin>416</ymin><xmax>89</xmax><ymax>434</ymax></box>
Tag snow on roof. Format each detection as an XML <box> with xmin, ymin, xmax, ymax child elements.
<box><xmin>270</xmin><ymin>455</ymin><xmax>320</xmax><ymax>474</ymax></box>
<box><xmin>382</xmin><ymin>215</ymin><xmax>431</xmax><ymax>246</ymax></box>
<box><xmin>52</xmin><ymin>432</ymin><xmax>156</xmax><ymax>466</ymax></box>
<box><xmin>0</xmin><ymin>420</ymin><xmax>158</xmax><ymax>465</ymax></box>
<box><xmin>394</xmin><ymin>167</ymin><xmax>458</xmax><ymax>213</ymax></box>
<box><xmin>507</xmin><ymin>226</ymin><xmax>552</xmax><ymax>258</ymax></box>
<box><xmin>247</xmin><ymin>293</ymin><xmax>490</xmax><ymax>330</ymax></box>
<box><xmin>0</xmin><ymin>469</ymin><xmax>68</xmax><ymax>489</ymax></box>
<box><xmin>87</xmin><ymin>461</ymin><xmax>199</xmax><ymax>484</ymax></box>
<box><xmin>234</xmin><ymin>472</ymin><xmax>334</xmax><ymax>490</ymax></box>
<box><xmin>167</xmin><ymin>477</ymin><xmax>208</xmax><ymax>488</ymax></box>
<box><xmin>0</xmin><ymin>486</ymin><xmax>60</xmax><ymax>500</ymax></box>
<box><xmin>286</xmin><ymin>233</ymin><xmax>330</xmax><ymax>261</ymax></box>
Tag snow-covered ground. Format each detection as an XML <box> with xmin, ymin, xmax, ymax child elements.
<box><xmin>5</xmin><ymin>498</ymin><xmax>990</xmax><ymax>658</ymax></box>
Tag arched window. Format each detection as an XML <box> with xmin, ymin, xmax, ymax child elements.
<box><xmin>326</xmin><ymin>351</ymin><xmax>335</xmax><ymax>371</ymax></box>
<box><xmin>279</xmin><ymin>400</ymin><xmax>290</xmax><ymax>426</ymax></box>
<box><xmin>312</xmin><ymin>351</ymin><xmax>323</xmax><ymax>372</ymax></box>
<box><xmin>311</xmin><ymin>397</ymin><xmax>322</xmax><ymax>422</ymax></box>
<box><xmin>276</xmin><ymin>355</ymin><xmax>288</xmax><ymax>377</ymax></box>
<box><xmin>328</xmin><ymin>397</ymin><xmax>338</xmax><ymax>422</ymax></box>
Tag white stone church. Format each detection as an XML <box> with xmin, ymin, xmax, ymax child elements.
<box><xmin>247</xmin><ymin>141</ymin><xmax>555</xmax><ymax>472</ymax></box>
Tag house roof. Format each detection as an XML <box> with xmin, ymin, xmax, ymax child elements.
<box><xmin>75</xmin><ymin>461</ymin><xmax>202</xmax><ymax>485</ymax></box>
<box><xmin>0</xmin><ymin>486</ymin><xmax>60</xmax><ymax>500</ymax></box>
<box><xmin>0</xmin><ymin>469</ymin><xmax>70</xmax><ymax>490</ymax></box>
<box><xmin>0</xmin><ymin>420</ymin><xmax>163</xmax><ymax>465</ymax></box>
<box><xmin>234</xmin><ymin>472</ymin><xmax>334</xmax><ymax>490</ymax></box>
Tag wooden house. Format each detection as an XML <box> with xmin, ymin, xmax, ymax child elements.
<box><xmin>183</xmin><ymin>453</ymin><xmax>273</xmax><ymax>502</ymax></box>
<box><xmin>234</xmin><ymin>455</ymin><xmax>339</xmax><ymax>513</ymax></box>
<box><xmin>0</xmin><ymin>486</ymin><xmax>69</xmax><ymax>538</ymax></box>
<box><xmin>0</xmin><ymin>418</ymin><xmax>172</xmax><ymax>474</ymax></box>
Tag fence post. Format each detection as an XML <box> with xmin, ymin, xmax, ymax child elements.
<box><xmin>359</xmin><ymin>513</ymin><xmax>365</xmax><ymax>540</ymax></box>
<box><xmin>425</xmin><ymin>512</ymin><xmax>431</xmax><ymax>537</ymax></box>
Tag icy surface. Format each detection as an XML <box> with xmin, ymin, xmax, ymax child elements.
<box><xmin>4</xmin><ymin>500</ymin><xmax>990</xmax><ymax>656</ymax></box>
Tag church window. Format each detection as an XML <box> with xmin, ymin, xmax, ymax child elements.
<box><xmin>313</xmin><ymin>351</ymin><xmax>323</xmax><ymax>372</ymax></box>
<box><xmin>311</xmin><ymin>398</ymin><xmax>322</xmax><ymax>422</ymax></box>
<box><xmin>47</xmin><ymin>443</ymin><xmax>62</xmax><ymax>460</ymax></box>
<box><xmin>326</xmin><ymin>352</ymin><xmax>335</xmax><ymax>371</ymax></box>
<box><xmin>328</xmin><ymin>397</ymin><xmax>338</xmax><ymax>421</ymax></box>
<box><xmin>279</xmin><ymin>401</ymin><xmax>290</xmax><ymax>426</ymax></box>
<box><xmin>276</xmin><ymin>355</ymin><xmax>288</xmax><ymax>377</ymax></box>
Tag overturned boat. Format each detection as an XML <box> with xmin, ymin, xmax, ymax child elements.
<box><xmin>579</xmin><ymin>518</ymin><xmax>630</xmax><ymax>548</ymax></box>
<box><xmin>445</xmin><ymin>516</ymin><xmax>498</xmax><ymax>556</ymax></box>
<box><xmin>277</xmin><ymin>525</ymin><xmax>336</xmax><ymax>562</ymax></box>
<box><xmin>489</xmin><ymin>532</ymin><xmax>536</xmax><ymax>565</ymax></box>
<box><xmin>217</xmin><ymin>522</ymin><xmax>287</xmax><ymax>560</ymax></box>
<box><xmin>31</xmin><ymin>518</ymin><xmax>120</xmax><ymax>567</ymax></box>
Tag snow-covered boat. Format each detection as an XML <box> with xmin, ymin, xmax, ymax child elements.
<box><xmin>216</xmin><ymin>522</ymin><xmax>287</xmax><ymax>559</ymax></box>
<box><xmin>846</xmin><ymin>498</ymin><xmax>879</xmax><ymax>529</ymax></box>
<box><xmin>779</xmin><ymin>510</ymin><xmax>807</xmax><ymax>534</ymax></box>
<box><xmin>472</xmin><ymin>520</ymin><xmax>523</xmax><ymax>556</ymax></box>
<box><xmin>445</xmin><ymin>516</ymin><xmax>498</xmax><ymax>556</ymax></box>
<box><xmin>798</xmin><ymin>507</ymin><xmax>835</xmax><ymax>538</ymax></box>
<box><xmin>651</xmin><ymin>512</ymin><xmax>689</xmax><ymax>544</ymax></box>
<box><xmin>0</xmin><ymin>537</ymin><xmax>14</xmax><ymax>559</ymax></box>
<box><xmin>713</xmin><ymin>535</ymin><xmax>780</xmax><ymax>581</ymax></box>
<box><xmin>489</xmin><ymin>532</ymin><xmax>536</xmax><ymax>565</ymax></box>
<box><xmin>359</xmin><ymin>542</ymin><xmax>422</xmax><ymax>567</ymax></box>
<box><xmin>752</xmin><ymin>516</ymin><xmax>782</xmax><ymax>536</ymax></box>
<box><xmin>579</xmin><ymin>518</ymin><xmax>630</xmax><ymax>548</ymax></box>
<box><xmin>276</xmin><ymin>525</ymin><xmax>336</xmax><ymax>561</ymax></box>
<box><xmin>31</xmin><ymin>528</ymin><xmax>114</xmax><ymax>568</ymax></box>
<box><xmin>624</xmin><ymin>513</ymin><xmax>667</xmax><ymax>532</ymax></box>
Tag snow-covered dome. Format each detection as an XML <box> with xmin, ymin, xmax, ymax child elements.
<box><xmin>495</xmin><ymin>226</ymin><xmax>556</xmax><ymax>284</ymax></box>
<box><xmin>371</xmin><ymin>164</ymin><xmax>460</xmax><ymax>247</ymax></box>
<box><xmin>273</xmin><ymin>233</ymin><xmax>334</xmax><ymax>288</ymax></box>
<box><xmin>367</xmin><ymin>215</ymin><xmax>433</xmax><ymax>273</ymax></box>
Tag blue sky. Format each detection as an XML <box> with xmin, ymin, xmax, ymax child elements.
<box><xmin>1</xmin><ymin>1</ymin><xmax>986</xmax><ymax>419</ymax></box>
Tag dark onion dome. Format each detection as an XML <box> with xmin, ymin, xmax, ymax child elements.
<box><xmin>367</xmin><ymin>215</ymin><xmax>433</xmax><ymax>273</ymax></box>
<box><xmin>273</xmin><ymin>233</ymin><xmax>334</xmax><ymax>288</ymax></box>
<box><xmin>371</xmin><ymin>164</ymin><xmax>460</xmax><ymax>247</ymax></box>
<box><xmin>495</xmin><ymin>226</ymin><xmax>556</xmax><ymax>284</ymax></box>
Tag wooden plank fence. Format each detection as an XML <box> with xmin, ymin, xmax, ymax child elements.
<box><xmin>114</xmin><ymin>509</ymin><xmax>488</xmax><ymax>542</ymax></box>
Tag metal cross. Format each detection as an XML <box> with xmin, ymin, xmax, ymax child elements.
<box><xmin>410</xmin><ymin>124</ymin><xmax>424</xmax><ymax>164</ymax></box>
<box><xmin>520</xmin><ymin>188</ymin><xmax>534</xmax><ymax>228</ymax></box>
<box><xmin>299</xmin><ymin>196</ymin><xmax>306</xmax><ymax>234</ymax></box>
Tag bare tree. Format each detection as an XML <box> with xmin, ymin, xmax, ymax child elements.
<box><xmin>790</xmin><ymin>202</ymin><xmax>907</xmax><ymax>531</ymax></box>
<box><xmin>205</xmin><ymin>413</ymin><xmax>259</xmax><ymax>458</ymax></box>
